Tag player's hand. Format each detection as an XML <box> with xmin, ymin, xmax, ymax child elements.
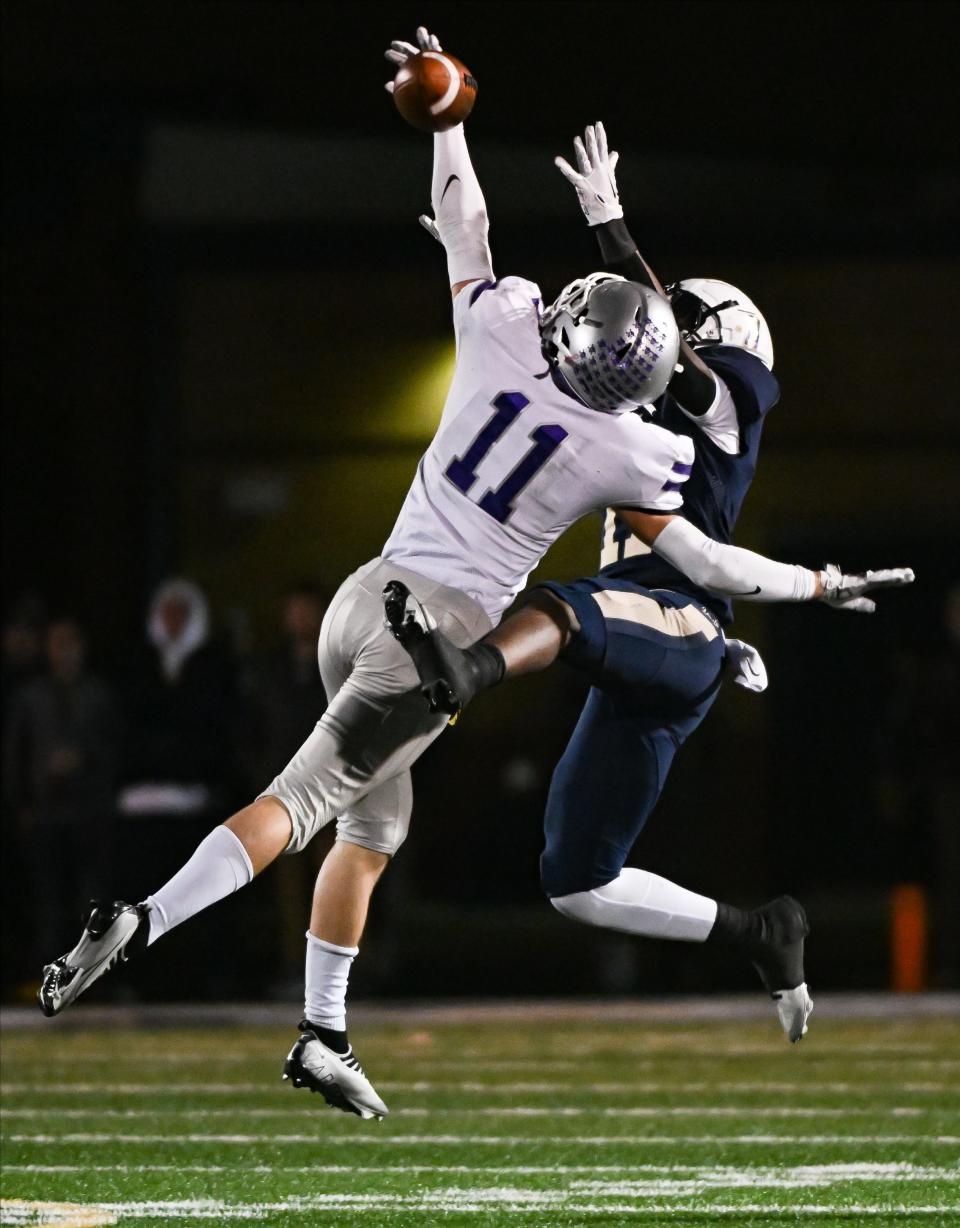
<box><xmin>724</xmin><ymin>637</ymin><xmax>768</xmax><ymax>692</ymax></box>
<box><xmin>555</xmin><ymin>122</ymin><xmax>624</xmax><ymax>226</ymax></box>
<box><xmin>817</xmin><ymin>563</ymin><xmax>915</xmax><ymax>613</ymax></box>
<box><xmin>384</xmin><ymin>26</ymin><xmax>441</xmax><ymax>94</ymax></box>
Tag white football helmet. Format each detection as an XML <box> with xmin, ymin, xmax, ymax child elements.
<box><xmin>540</xmin><ymin>272</ymin><xmax>680</xmax><ymax>414</ymax></box>
<box><xmin>667</xmin><ymin>278</ymin><xmax>774</xmax><ymax>370</ymax></box>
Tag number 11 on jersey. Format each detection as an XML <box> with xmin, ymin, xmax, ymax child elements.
<box><xmin>444</xmin><ymin>391</ymin><xmax>568</xmax><ymax>525</ymax></box>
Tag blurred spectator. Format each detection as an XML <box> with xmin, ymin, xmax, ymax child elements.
<box><xmin>115</xmin><ymin>577</ymin><xmax>248</xmax><ymax>996</ymax></box>
<box><xmin>249</xmin><ymin>583</ymin><xmax>328</xmax><ymax>782</ymax></box>
<box><xmin>118</xmin><ymin>578</ymin><xmax>242</xmax><ymax>822</ymax></box>
<box><xmin>246</xmin><ymin>583</ymin><xmax>329</xmax><ymax>990</ymax></box>
<box><xmin>2</xmin><ymin>594</ymin><xmax>47</xmax><ymax>718</ymax></box>
<box><xmin>3</xmin><ymin>617</ymin><xmax>119</xmax><ymax>962</ymax></box>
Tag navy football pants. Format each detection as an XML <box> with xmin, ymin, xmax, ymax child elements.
<box><xmin>536</xmin><ymin>578</ymin><xmax>726</xmax><ymax>898</ymax></box>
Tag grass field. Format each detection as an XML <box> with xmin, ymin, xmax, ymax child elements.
<box><xmin>2</xmin><ymin>1001</ymin><xmax>958</xmax><ymax>1226</ymax></box>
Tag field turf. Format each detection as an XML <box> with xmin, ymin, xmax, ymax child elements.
<box><xmin>2</xmin><ymin>1002</ymin><xmax>958</xmax><ymax>1225</ymax></box>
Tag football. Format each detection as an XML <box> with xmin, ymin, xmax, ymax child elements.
<box><xmin>392</xmin><ymin>50</ymin><xmax>477</xmax><ymax>132</ymax></box>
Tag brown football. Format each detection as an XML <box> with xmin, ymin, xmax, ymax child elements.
<box><xmin>392</xmin><ymin>50</ymin><xmax>477</xmax><ymax>132</ymax></box>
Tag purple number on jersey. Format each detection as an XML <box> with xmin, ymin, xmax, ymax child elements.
<box><xmin>444</xmin><ymin>391</ymin><xmax>568</xmax><ymax>525</ymax></box>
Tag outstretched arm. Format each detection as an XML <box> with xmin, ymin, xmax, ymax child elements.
<box><xmin>430</xmin><ymin>125</ymin><xmax>494</xmax><ymax>299</ymax></box>
<box><xmin>617</xmin><ymin>509</ymin><xmax>914</xmax><ymax>613</ymax></box>
<box><xmin>556</xmin><ymin>123</ymin><xmax>716</xmax><ymax>414</ymax></box>
<box><xmin>386</xmin><ymin>27</ymin><xmax>493</xmax><ymax>300</ymax></box>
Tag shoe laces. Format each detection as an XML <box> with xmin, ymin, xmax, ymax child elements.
<box><xmin>341</xmin><ymin>1047</ymin><xmax>364</xmax><ymax>1075</ymax></box>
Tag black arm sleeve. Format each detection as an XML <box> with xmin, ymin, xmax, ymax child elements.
<box><xmin>594</xmin><ymin>219</ymin><xmax>653</xmax><ymax>286</ymax></box>
<box><xmin>592</xmin><ymin>220</ymin><xmax>717</xmax><ymax>415</ymax></box>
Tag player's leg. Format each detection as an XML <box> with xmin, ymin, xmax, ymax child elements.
<box><xmin>283</xmin><ymin>774</ymin><xmax>410</xmax><ymax>1120</ymax></box>
<box><xmin>539</xmin><ymin>583</ymin><xmax>812</xmax><ymax>1041</ymax></box>
<box><xmin>36</xmin><ymin>796</ymin><xmax>293</xmax><ymax>1018</ymax></box>
<box><xmin>541</xmin><ymin>688</ymin><xmax>721</xmax><ymax>935</ymax></box>
<box><xmin>276</xmin><ymin>560</ymin><xmax>490</xmax><ymax>1116</ymax></box>
<box><xmin>543</xmin><ymin>697</ymin><xmax>811</xmax><ymax>1041</ymax></box>
<box><xmin>302</xmin><ymin>775</ymin><xmax>409</xmax><ymax>1050</ymax></box>
<box><xmin>538</xmin><ymin>581</ymin><xmax>727</xmax><ymax>931</ymax></box>
<box><xmin>384</xmin><ymin>583</ymin><xmax>573</xmax><ymax>715</ymax></box>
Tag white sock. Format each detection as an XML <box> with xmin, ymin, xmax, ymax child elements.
<box><xmin>304</xmin><ymin>932</ymin><xmax>358</xmax><ymax>1031</ymax></box>
<box><xmin>144</xmin><ymin>825</ymin><xmax>254</xmax><ymax>945</ymax></box>
<box><xmin>551</xmin><ymin>867</ymin><xmax>718</xmax><ymax>942</ymax></box>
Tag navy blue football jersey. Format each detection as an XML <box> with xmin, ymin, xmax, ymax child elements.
<box><xmin>599</xmin><ymin>346</ymin><xmax>780</xmax><ymax>623</ymax></box>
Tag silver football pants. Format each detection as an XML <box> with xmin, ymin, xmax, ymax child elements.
<box><xmin>258</xmin><ymin>557</ymin><xmax>492</xmax><ymax>857</ymax></box>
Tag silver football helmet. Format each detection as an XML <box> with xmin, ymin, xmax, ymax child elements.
<box><xmin>540</xmin><ymin>273</ymin><xmax>680</xmax><ymax>414</ymax></box>
<box><xmin>667</xmin><ymin>277</ymin><xmax>774</xmax><ymax>370</ymax></box>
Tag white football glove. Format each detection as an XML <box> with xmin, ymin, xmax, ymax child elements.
<box><xmin>818</xmin><ymin>563</ymin><xmax>915</xmax><ymax>614</ymax></box>
<box><xmin>724</xmin><ymin>637</ymin><xmax>769</xmax><ymax>693</ymax></box>
<box><xmin>384</xmin><ymin>26</ymin><xmax>441</xmax><ymax>94</ymax></box>
<box><xmin>555</xmin><ymin>121</ymin><xmax>624</xmax><ymax>226</ymax></box>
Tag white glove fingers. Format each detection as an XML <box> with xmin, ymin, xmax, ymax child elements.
<box><xmin>585</xmin><ymin>124</ymin><xmax>601</xmax><ymax>169</ymax></box>
<box><xmin>573</xmin><ymin>135</ymin><xmax>590</xmax><ymax>176</ymax></box>
<box><xmin>389</xmin><ymin>39</ymin><xmax>419</xmax><ymax>58</ymax></box>
<box><xmin>416</xmin><ymin>26</ymin><xmax>440</xmax><ymax>52</ymax></box>
<box><xmin>596</xmin><ymin>121</ymin><xmax>609</xmax><ymax>162</ymax></box>
<box><xmin>864</xmin><ymin>567</ymin><xmax>916</xmax><ymax>589</ymax></box>
<box><xmin>384</xmin><ymin>80</ymin><xmax>395</xmax><ymax>94</ymax></box>
<box><xmin>840</xmin><ymin>597</ymin><xmax>877</xmax><ymax>614</ymax></box>
<box><xmin>554</xmin><ymin>155</ymin><xmax>582</xmax><ymax>185</ymax></box>
<box><xmin>609</xmin><ymin>149</ymin><xmax>620</xmax><ymax>175</ymax></box>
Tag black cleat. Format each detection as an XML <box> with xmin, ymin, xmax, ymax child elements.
<box><xmin>282</xmin><ymin>1022</ymin><xmax>388</xmax><ymax>1120</ymax></box>
<box><xmin>38</xmin><ymin>899</ymin><xmax>149</xmax><ymax>1017</ymax></box>
<box><xmin>748</xmin><ymin>895</ymin><xmax>813</xmax><ymax>1042</ymax></box>
<box><xmin>383</xmin><ymin>580</ymin><xmax>479</xmax><ymax>719</ymax></box>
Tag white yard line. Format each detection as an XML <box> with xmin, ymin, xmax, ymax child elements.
<box><xmin>0</xmin><ymin>1106</ymin><xmax>936</xmax><ymax>1119</ymax></box>
<box><xmin>453</xmin><ymin>1046</ymin><xmax>956</xmax><ymax>1059</ymax></box>
<box><xmin>0</xmin><ymin>1204</ymin><xmax>116</xmax><ymax>1227</ymax></box>
<box><xmin>16</xmin><ymin>1054</ymin><xmax>960</xmax><ymax>1071</ymax></box>
<box><xmin>4</xmin><ymin>1162</ymin><xmax>955</xmax><ymax>1180</ymax></box>
<box><xmin>2</xmin><ymin>1080</ymin><xmax>952</xmax><ymax>1095</ymax></box>
<box><xmin>2</xmin><ymin>1196</ymin><xmax>958</xmax><ymax>1220</ymax></box>
<box><xmin>7</xmin><ymin>1132</ymin><xmax>960</xmax><ymax>1146</ymax></box>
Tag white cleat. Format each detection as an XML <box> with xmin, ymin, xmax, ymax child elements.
<box><xmin>282</xmin><ymin>1026</ymin><xmax>388</xmax><ymax>1120</ymax></box>
<box><xmin>38</xmin><ymin>900</ymin><xmax>148</xmax><ymax>1017</ymax></box>
<box><xmin>772</xmin><ymin>982</ymin><xmax>814</xmax><ymax>1043</ymax></box>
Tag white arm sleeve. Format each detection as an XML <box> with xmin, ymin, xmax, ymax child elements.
<box><xmin>432</xmin><ymin>125</ymin><xmax>494</xmax><ymax>287</ymax></box>
<box><xmin>653</xmin><ymin>516</ymin><xmax>818</xmax><ymax>602</ymax></box>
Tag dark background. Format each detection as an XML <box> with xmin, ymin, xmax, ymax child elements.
<box><xmin>3</xmin><ymin>2</ymin><xmax>958</xmax><ymax>1002</ymax></box>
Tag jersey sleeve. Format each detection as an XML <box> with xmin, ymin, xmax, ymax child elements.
<box><xmin>702</xmin><ymin>346</ymin><xmax>780</xmax><ymax>427</ymax></box>
<box><xmin>452</xmin><ymin>275</ymin><xmax>543</xmax><ymax>348</ymax></box>
<box><xmin>678</xmin><ymin>374</ymin><xmax>741</xmax><ymax>455</ymax></box>
<box><xmin>613</xmin><ymin>421</ymin><xmax>696</xmax><ymax>514</ymax></box>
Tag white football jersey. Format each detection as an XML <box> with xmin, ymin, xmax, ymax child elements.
<box><xmin>382</xmin><ymin>276</ymin><xmax>694</xmax><ymax>623</ymax></box>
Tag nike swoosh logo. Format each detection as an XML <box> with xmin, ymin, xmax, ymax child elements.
<box><xmin>728</xmin><ymin>586</ymin><xmax>762</xmax><ymax>596</ymax></box>
<box><xmin>440</xmin><ymin>173</ymin><xmax>460</xmax><ymax>203</ymax></box>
